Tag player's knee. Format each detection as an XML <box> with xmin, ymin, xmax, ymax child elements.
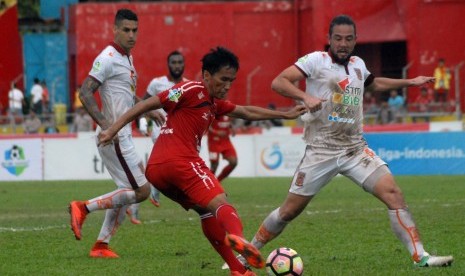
<box><xmin>134</xmin><ymin>182</ymin><xmax>151</xmax><ymax>202</ymax></box>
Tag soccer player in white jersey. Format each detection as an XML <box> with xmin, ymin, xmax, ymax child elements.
<box><xmin>126</xmin><ymin>50</ymin><xmax>188</xmax><ymax>223</ymax></box>
<box><xmin>247</xmin><ymin>15</ymin><xmax>453</xmax><ymax>268</ymax></box>
<box><xmin>68</xmin><ymin>9</ymin><xmax>163</xmax><ymax>258</ymax></box>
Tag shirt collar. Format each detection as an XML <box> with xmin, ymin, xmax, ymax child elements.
<box><xmin>111</xmin><ymin>42</ymin><xmax>129</xmax><ymax>56</ymax></box>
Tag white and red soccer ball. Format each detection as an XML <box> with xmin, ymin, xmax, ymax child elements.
<box><xmin>265</xmin><ymin>247</ymin><xmax>304</xmax><ymax>276</ymax></box>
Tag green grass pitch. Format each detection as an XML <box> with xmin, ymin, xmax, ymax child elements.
<box><xmin>0</xmin><ymin>176</ymin><xmax>463</xmax><ymax>275</ymax></box>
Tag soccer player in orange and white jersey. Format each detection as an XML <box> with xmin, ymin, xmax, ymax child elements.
<box><xmin>98</xmin><ymin>47</ymin><xmax>307</xmax><ymax>276</ymax></box>
<box><xmin>68</xmin><ymin>9</ymin><xmax>163</xmax><ymax>258</ymax></box>
<box><xmin>247</xmin><ymin>14</ymin><xmax>453</xmax><ymax>268</ymax></box>
<box><xmin>127</xmin><ymin>50</ymin><xmax>188</xmax><ymax>222</ymax></box>
<box><xmin>208</xmin><ymin>115</ymin><xmax>237</xmax><ymax>182</ymax></box>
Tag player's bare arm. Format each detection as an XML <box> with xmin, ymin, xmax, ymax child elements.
<box><xmin>98</xmin><ymin>96</ymin><xmax>162</xmax><ymax>146</ymax></box>
<box><xmin>272</xmin><ymin>65</ymin><xmax>325</xmax><ymax>112</ymax></box>
<box><xmin>228</xmin><ymin>105</ymin><xmax>306</xmax><ymax>121</ymax></box>
<box><xmin>79</xmin><ymin>76</ymin><xmax>110</xmax><ymax>129</ymax></box>
<box><xmin>367</xmin><ymin>76</ymin><xmax>435</xmax><ymax>92</ymax></box>
<box><xmin>134</xmin><ymin>94</ymin><xmax>166</xmax><ymax>126</ymax></box>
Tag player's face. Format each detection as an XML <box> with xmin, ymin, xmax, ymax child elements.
<box><xmin>204</xmin><ymin>66</ymin><xmax>237</xmax><ymax>99</ymax></box>
<box><xmin>328</xmin><ymin>24</ymin><xmax>356</xmax><ymax>64</ymax></box>
<box><xmin>168</xmin><ymin>55</ymin><xmax>185</xmax><ymax>80</ymax></box>
<box><xmin>113</xmin><ymin>19</ymin><xmax>138</xmax><ymax>53</ymax></box>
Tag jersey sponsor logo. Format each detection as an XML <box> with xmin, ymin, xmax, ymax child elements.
<box><xmin>328</xmin><ymin>112</ymin><xmax>355</xmax><ymax>124</ymax></box>
<box><xmin>198</xmin><ymin>92</ymin><xmax>205</xmax><ymax>99</ymax></box>
<box><xmin>160</xmin><ymin>128</ymin><xmax>174</xmax><ymax>134</ymax></box>
<box><xmin>168</xmin><ymin>88</ymin><xmax>183</xmax><ymax>103</ymax></box>
<box><xmin>338</xmin><ymin>78</ymin><xmax>350</xmax><ymax>91</ymax></box>
<box><xmin>91</xmin><ymin>61</ymin><xmax>101</xmax><ymax>73</ymax></box>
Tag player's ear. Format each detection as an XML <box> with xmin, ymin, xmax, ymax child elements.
<box><xmin>202</xmin><ymin>70</ymin><xmax>211</xmax><ymax>82</ymax></box>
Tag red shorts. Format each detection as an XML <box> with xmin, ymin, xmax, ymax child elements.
<box><xmin>208</xmin><ymin>140</ymin><xmax>237</xmax><ymax>162</ymax></box>
<box><xmin>145</xmin><ymin>158</ymin><xmax>225</xmax><ymax>210</ymax></box>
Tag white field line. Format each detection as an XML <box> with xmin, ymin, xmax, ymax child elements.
<box><xmin>0</xmin><ymin>201</ymin><xmax>463</xmax><ymax>233</ymax></box>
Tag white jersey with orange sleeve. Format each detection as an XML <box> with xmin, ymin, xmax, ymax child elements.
<box><xmin>89</xmin><ymin>43</ymin><xmax>137</xmax><ymax>137</ymax></box>
<box><xmin>295</xmin><ymin>51</ymin><xmax>372</xmax><ymax>150</ymax></box>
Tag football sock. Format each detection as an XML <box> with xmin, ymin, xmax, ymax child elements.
<box><xmin>217</xmin><ymin>164</ymin><xmax>236</xmax><ymax>182</ymax></box>
<box><xmin>215</xmin><ymin>204</ymin><xmax>243</xmax><ymax>237</ymax></box>
<box><xmin>201</xmin><ymin>213</ymin><xmax>247</xmax><ymax>273</ymax></box>
<box><xmin>388</xmin><ymin>208</ymin><xmax>426</xmax><ymax>262</ymax></box>
<box><xmin>97</xmin><ymin>205</ymin><xmax>127</xmax><ymax>243</ymax></box>
<box><xmin>252</xmin><ymin>208</ymin><xmax>288</xmax><ymax>249</ymax></box>
<box><xmin>85</xmin><ymin>188</ymin><xmax>136</xmax><ymax>212</ymax></box>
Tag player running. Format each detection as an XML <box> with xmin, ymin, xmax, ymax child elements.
<box><xmin>98</xmin><ymin>47</ymin><xmax>307</xmax><ymax>275</ymax></box>
<box><xmin>68</xmin><ymin>9</ymin><xmax>163</xmax><ymax>258</ymax></box>
<box><xmin>208</xmin><ymin>115</ymin><xmax>238</xmax><ymax>182</ymax></box>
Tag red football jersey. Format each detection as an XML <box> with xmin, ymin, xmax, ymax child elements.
<box><xmin>208</xmin><ymin>115</ymin><xmax>233</xmax><ymax>144</ymax></box>
<box><xmin>148</xmin><ymin>81</ymin><xmax>236</xmax><ymax>164</ymax></box>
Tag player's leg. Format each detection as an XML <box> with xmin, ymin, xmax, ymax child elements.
<box><xmin>251</xmin><ymin>146</ymin><xmax>336</xmax><ymax>251</ymax></box>
<box><xmin>148</xmin><ymin>122</ymin><xmax>162</xmax><ymax>207</ymax></box>
<box><xmin>251</xmin><ymin>193</ymin><xmax>312</xmax><ymax>250</ymax></box>
<box><xmin>344</xmin><ymin>147</ymin><xmax>453</xmax><ymax>267</ymax></box>
<box><xmin>196</xmin><ymin>209</ymin><xmax>251</xmax><ymax>274</ymax></box>
<box><xmin>209</xmin><ymin>151</ymin><xmax>220</xmax><ymax>174</ymax></box>
<box><xmin>126</xmin><ymin>203</ymin><xmax>141</xmax><ymax>224</ymax></box>
<box><xmin>369</xmin><ymin>170</ymin><xmax>453</xmax><ymax>266</ymax></box>
<box><xmin>217</xmin><ymin>145</ymin><xmax>238</xmax><ymax>182</ymax></box>
<box><xmin>90</xmin><ymin>205</ymin><xmax>128</xmax><ymax>258</ymax></box>
<box><xmin>184</xmin><ymin>160</ymin><xmax>264</xmax><ymax>269</ymax></box>
<box><xmin>69</xmin><ymin>136</ymin><xmax>150</xmax><ymax>241</ymax></box>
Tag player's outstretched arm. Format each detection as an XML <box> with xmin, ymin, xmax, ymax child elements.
<box><xmin>368</xmin><ymin>76</ymin><xmax>435</xmax><ymax>92</ymax></box>
<box><xmin>98</xmin><ymin>96</ymin><xmax>162</xmax><ymax>146</ymax></box>
<box><xmin>228</xmin><ymin>105</ymin><xmax>306</xmax><ymax>121</ymax></box>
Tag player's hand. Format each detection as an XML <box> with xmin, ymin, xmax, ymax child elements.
<box><xmin>409</xmin><ymin>76</ymin><xmax>435</xmax><ymax>86</ymax></box>
<box><xmin>302</xmin><ymin>94</ymin><xmax>326</xmax><ymax>113</ymax></box>
<box><xmin>147</xmin><ymin>111</ymin><xmax>165</xmax><ymax>127</ymax></box>
<box><xmin>284</xmin><ymin>105</ymin><xmax>307</xmax><ymax>119</ymax></box>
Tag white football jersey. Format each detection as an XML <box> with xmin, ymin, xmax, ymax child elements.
<box><xmin>89</xmin><ymin>44</ymin><xmax>137</xmax><ymax>136</ymax></box>
<box><xmin>295</xmin><ymin>51</ymin><xmax>372</xmax><ymax>149</ymax></box>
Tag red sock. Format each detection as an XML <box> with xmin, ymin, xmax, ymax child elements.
<box><xmin>217</xmin><ymin>164</ymin><xmax>235</xmax><ymax>181</ymax></box>
<box><xmin>201</xmin><ymin>214</ymin><xmax>246</xmax><ymax>273</ymax></box>
<box><xmin>215</xmin><ymin>204</ymin><xmax>243</xmax><ymax>236</ymax></box>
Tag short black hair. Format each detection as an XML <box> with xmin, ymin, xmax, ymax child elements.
<box><xmin>201</xmin><ymin>46</ymin><xmax>239</xmax><ymax>75</ymax></box>
<box><xmin>115</xmin><ymin>9</ymin><xmax>138</xmax><ymax>26</ymax></box>
<box><xmin>329</xmin><ymin>15</ymin><xmax>356</xmax><ymax>37</ymax></box>
<box><xmin>167</xmin><ymin>50</ymin><xmax>183</xmax><ymax>63</ymax></box>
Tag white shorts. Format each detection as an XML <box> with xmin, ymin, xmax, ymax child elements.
<box><xmin>97</xmin><ymin>135</ymin><xmax>147</xmax><ymax>189</ymax></box>
<box><xmin>290</xmin><ymin>145</ymin><xmax>387</xmax><ymax>196</ymax></box>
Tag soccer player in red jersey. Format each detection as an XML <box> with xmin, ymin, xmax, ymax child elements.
<box><xmin>98</xmin><ymin>47</ymin><xmax>306</xmax><ymax>275</ymax></box>
<box><xmin>208</xmin><ymin>115</ymin><xmax>237</xmax><ymax>182</ymax></box>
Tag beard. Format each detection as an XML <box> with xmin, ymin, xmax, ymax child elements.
<box><xmin>170</xmin><ymin>68</ymin><xmax>184</xmax><ymax>80</ymax></box>
<box><xmin>329</xmin><ymin>48</ymin><xmax>352</xmax><ymax>65</ymax></box>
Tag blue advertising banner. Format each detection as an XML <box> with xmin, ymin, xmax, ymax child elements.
<box><xmin>364</xmin><ymin>132</ymin><xmax>465</xmax><ymax>175</ymax></box>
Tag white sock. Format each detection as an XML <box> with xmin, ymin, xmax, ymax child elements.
<box><xmin>97</xmin><ymin>205</ymin><xmax>128</xmax><ymax>243</ymax></box>
<box><xmin>252</xmin><ymin>208</ymin><xmax>288</xmax><ymax>249</ymax></box>
<box><xmin>86</xmin><ymin>188</ymin><xmax>136</xmax><ymax>212</ymax></box>
<box><xmin>388</xmin><ymin>208</ymin><xmax>426</xmax><ymax>261</ymax></box>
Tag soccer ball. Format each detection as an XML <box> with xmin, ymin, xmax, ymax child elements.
<box><xmin>266</xmin><ymin>247</ymin><xmax>304</xmax><ymax>276</ymax></box>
